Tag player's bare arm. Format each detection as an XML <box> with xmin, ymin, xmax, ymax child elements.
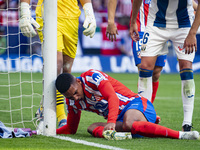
<box><xmin>184</xmin><ymin>0</ymin><xmax>200</xmax><ymax>54</ymax></box>
<box><xmin>130</xmin><ymin>0</ymin><xmax>142</xmax><ymax>42</ymax></box>
<box><xmin>106</xmin><ymin>0</ymin><xmax>118</xmax><ymax>42</ymax></box>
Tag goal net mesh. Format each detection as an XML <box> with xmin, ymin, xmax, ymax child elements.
<box><xmin>0</xmin><ymin>0</ymin><xmax>43</xmax><ymax>130</ymax></box>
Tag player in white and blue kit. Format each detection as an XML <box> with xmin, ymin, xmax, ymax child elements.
<box><xmin>130</xmin><ymin>0</ymin><xmax>200</xmax><ymax>131</ymax></box>
<box><xmin>130</xmin><ymin>0</ymin><xmax>167</xmax><ymax>103</ymax></box>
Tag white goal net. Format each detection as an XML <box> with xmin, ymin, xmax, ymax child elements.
<box><xmin>0</xmin><ymin>0</ymin><xmax>56</xmax><ymax>136</ymax></box>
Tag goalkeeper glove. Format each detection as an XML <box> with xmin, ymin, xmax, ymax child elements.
<box><xmin>83</xmin><ymin>3</ymin><xmax>96</xmax><ymax>38</ymax></box>
<box><xmin>19</xmin><ymin>2</ymin><xmax>40</xmax><ymax>37</ymax></box>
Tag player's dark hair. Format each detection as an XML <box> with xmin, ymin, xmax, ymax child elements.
<box><xmin>55</xmin><ymin>73</ymin><xmax>75</xmax><ymax>93</ymax></box>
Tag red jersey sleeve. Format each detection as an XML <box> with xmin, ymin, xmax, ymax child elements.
<box><xmin>98</xmin><ymin>81</ymin><xmax>119</xmax><ymax>124</ymax></box>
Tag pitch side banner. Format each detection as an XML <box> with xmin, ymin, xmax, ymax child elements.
<box><xmin>0</xmin><ymin>55</ymin><xmax>200</xmax><ymax>73</ymax></box>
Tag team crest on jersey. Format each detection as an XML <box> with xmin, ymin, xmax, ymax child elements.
<box><xmin>92</xmin><ymin>73</ymin><xmax>106</xmax><ymax>85</ymax></box>
<box><xmin>141</xmin><ymin>44</ymin><xmax>146</xmax><ymax>51</ymax></box>
<box><xmin>91</xmin><ymin>94</ymin><xmax>103</xmax><ymax>101</ymax></box>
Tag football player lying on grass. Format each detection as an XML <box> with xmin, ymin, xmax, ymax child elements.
<box><xmin>55</xmin><ymin>69</ymin><xmax>199</xmax><ymax>140</ymax></box>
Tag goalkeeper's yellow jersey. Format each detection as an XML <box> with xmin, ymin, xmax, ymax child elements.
<box><xmin>35</xmin><ymin>0</ymin><xmax>81</xmax><ymax>19</ymax></box>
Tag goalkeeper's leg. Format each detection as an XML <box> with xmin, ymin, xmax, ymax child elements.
<box><xmin>56</xmin><ymin>51</ymin><xmax>76</xmax><ymax>128</ymax></box>
<box><xmin>35</xmin><ymin>91</ymin><xmax>67</xmax><ymax>128</ymax></box>
<box><xmin>56</xmin><ymin>18</ymin><xmax>78</xmax><ymax>128</ymax></box>
<box><xmin>56</xmin><ymin>90</ymin><xmax>67</xmax><ymax>128</ymax></box>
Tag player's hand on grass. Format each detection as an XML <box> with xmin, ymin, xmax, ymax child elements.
<box><xmin>103</xmin><ymin>122</ymin><xmax>116</xmax><ymax>131</ymax></box>
<box><xmin>106</xmin><ymin>22</ymin><xmax>118</xmax><ymax>42</ymax></box>
<box><xmin>19</xmin><ymin>2</ymin><xmax>40</xmax><ymax>37</ymax></box>
<box><xmin>83</xmin><ymin>3</ymin><xmax>96</xmax><ymax>38</ymax></box>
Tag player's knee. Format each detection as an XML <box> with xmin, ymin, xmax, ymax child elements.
<box><xmin>122</xmin><ymin>121</ymin><xmax>132</xmax><ymax>131</ymax></box>
<box><xmin>140</xmin><ymin>61</ymin><xmax>155</xmax><ymax>70</ymax></box>
<box><xmin>179</xmin><ymin>60</ymin><xmax>192</xmax><ymax>70</ymax></box>
<box><xmin>140</xmin><ymin>65</ymin><xmax>153</xmax><ymax>70</ymax></box>
<box><xmin>63</xmin><ymin>63</ymin><xmax>72</xmax><ymax>73</ymax></box>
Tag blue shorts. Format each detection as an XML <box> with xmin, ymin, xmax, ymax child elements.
<box><xmin>117</xmin><ymin>97</ymin><xmax>156</xmax><ymax>123</ymax></box>
<box><xmin>132</xmin><ymin>31</ymin><xmax>167</xmax><ymax>67</ymax></box>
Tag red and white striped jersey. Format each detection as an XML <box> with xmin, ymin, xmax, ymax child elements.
<box><xmin>61</xmin><ymin>69</ymin><xmax>149</xmax><ymax>134</ymax></box>
<box><xmin>130</xmin><ymin>0</ymin><xmax>150</xmax><ymax>32</ymax></box>
<box><xmin>67</xmin><ymin>69</ymin><xmax>140</xmax><ymax>118</ymax></box>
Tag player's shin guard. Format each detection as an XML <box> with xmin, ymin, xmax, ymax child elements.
<box><xmin>56</xmin><ymin>90</ymin><xmax>67</xmax><ymax>122</ymax></box>
<box><xmin>92</xmin><ymin>126</ymin><xmax>104</xmax><ymax>138</ymax></box>
<box><xmin>180</xmin><ymin>69</ymin><xmax>195</xmax><ymax>126</ymax></box>
<box><xmin>138</xmin><ymin>68</ymin><xmax>153</xmax><ymax>100</ymax></box>
<box><xmin>131</xmin><ymin>121</ymin><xmax>179</xmax><ymax>139</ymax></box>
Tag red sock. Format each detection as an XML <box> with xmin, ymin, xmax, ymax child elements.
<box><xmin>131</xmin><ymin>121</ymin><xmax>179</xmax><ymax>139</ymax></box>
<box><xmin>56</xmin><ymin>124</ymin><xmax>72</xmax><ymax>134</ymax></box>
<box><xmin>151</xmin><ymin>81</ymin><xmax>159</xmax><ymax>103</ymax></box>
<box><xmin>92</xmin><ymin>126</ymin><xmax>104</xmax><ymax>138</ymax></box>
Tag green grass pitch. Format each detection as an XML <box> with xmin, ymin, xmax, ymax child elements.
<box><xmin>0</xmin><ymin>72</ymin><xmax>200</xmax><ymax>150</ymax></box>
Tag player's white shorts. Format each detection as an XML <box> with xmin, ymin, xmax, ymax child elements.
<box><xmin>141</xmin><ymin>25</ymin><xmax>195</xmax><ymax>62</ymax></box>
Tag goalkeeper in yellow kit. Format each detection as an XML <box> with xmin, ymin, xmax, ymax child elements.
<box><xmin>19</xmin><ymin>0</ymin><xmax>96</xmax><ymax>128</ymax></box>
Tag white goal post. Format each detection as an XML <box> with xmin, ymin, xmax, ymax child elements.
<box><xmin>42</xmin><ymin>0</ymin><xmax>57</xmax><ymax>136</ymax></box>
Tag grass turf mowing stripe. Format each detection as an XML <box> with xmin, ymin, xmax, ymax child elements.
<box><xmin>54</xmin><ymin>135</ymin><xmax>128</xmax><ymax>150</ymax></box>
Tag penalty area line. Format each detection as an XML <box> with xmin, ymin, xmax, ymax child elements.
<box><xmin>54</xmin><ymin>135</ymin><xmax>128</xmax><ymax>150</ymax></box>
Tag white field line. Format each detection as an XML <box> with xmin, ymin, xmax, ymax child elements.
<box><xmin>53</xmin><ymin>135</ymin><xmax>128</xmax><ymax>150</ymax></box>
